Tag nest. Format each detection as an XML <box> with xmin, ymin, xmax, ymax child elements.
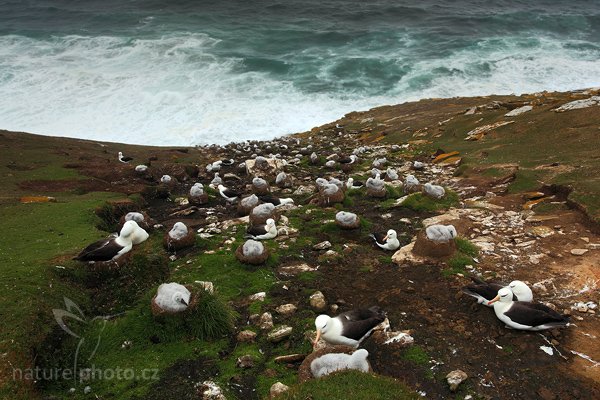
<box><xmin>335</xmin><ymin>216</ymin><xmax>361</xmax><ymax>230</ymax></box>
<box><xmin>118</xmin><ymin>211</ymin><xmax>155</xmax><ymax>231</ymax></box>
<box><xmin>249</xmin><ymin>205</ymin><xmax>280</xmax><ymax>226</ymax></box>
<box><xmin>163</xmin><ymin>230</ymin><xmax>196</xmax><ymax>251</ymax></box>
<box><xmin>318</xmin><ymin>188</ymin><xmax>345</xmax><ymax>206</ymax></box>
<box><xmin>235</xmin><ymin>244</ymin><xmax>269</xmax><ymax>265</ymax></box>
<box><xmin>366</xmin><ymin>187</ymin><xmax>387</xmax><ymax>198</ymax></box>
<box><xmin>188</xmin><ymin>193</ymin><xmax>209</xmax><ymax>206</ymax></box>
<box><xmin>298</xmin><ymin>345</ymin><xmax>373</xmax><ymax>383</ymax></box>
<box><xmin>412</xmin><ymin>230</ymin><xmax>456</xmax><ymax>258</ymax></box>
<box><xmin>404</xmin><ymin>184</ymin><xmax>422</xmax><ymax>194</ymax></box>
<box><xmin>151</xmin><ymin>284</ymin><xmax>198</xmax><ymax>317</ymax></box>
<box><xmin>85</xmin><ymin>251</ymin><xmax>132</xmax><ymax>273</ymax></box>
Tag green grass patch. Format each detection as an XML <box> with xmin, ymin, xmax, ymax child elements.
<box><xmin>401</xmin><ymin>345</ymin><xmax>430</xmax><ymax>366</ymax></box>
<box><xmin>508</xmin><ymin>169</ymin><xmax>542</xmax><ymax>193</ymax></box>
<box><xmin>442</xmin><ymin>237</ymin><xmax>479</xmax><ymax>276</ymax></box>
<box><xmin>455</xmin><ymin>237</ymin><xmax>479</xmax><ymax>258</ymax></box>
<box><xmin>401</xmin><ymin>190</ymin><xmax>459</xmax><ymax>212</ymax></box>
<box><xmin>278</xmin><ymin>370</ymin><xmax>418</xmax><ymax>400</ymax></box>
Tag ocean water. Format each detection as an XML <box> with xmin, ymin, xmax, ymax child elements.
<box><xmin>1</xmin><ymin>0</ymin><xmax>599</xmax><ymax>146</ymax></box>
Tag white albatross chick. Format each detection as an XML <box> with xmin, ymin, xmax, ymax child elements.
<box><xmin>425</xmin><ymin>224</ymin><xmax>457</xmax><ymax>242</ymax></box>
<box><xmin>423</xmin><ymin>182</ymin><xmax>445</xmax><ymax>199</ymax></box>
<box><xmin>311</xmin><ymin>349</ymin><xmax>370</xmax><ymax>378</ymax></box>
<box><xmin>169</xmin><ymin>222</ymin><xmax>189</xmax><ymax>240</ymax></box>
<box><xmin>154</xmin><ymin>283</ymin><xmax>191</xmax><ymax>313</ymax></box>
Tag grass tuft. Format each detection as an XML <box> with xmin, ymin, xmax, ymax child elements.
<box><xmin>401</xmin><ymin>190</ymin><xmax>459</xmax><ymax>212</ymax></box>
<box><xmin>278</xmin><ymin>370</ymin><xmax>418</xmax><ymax>400</ymax></box>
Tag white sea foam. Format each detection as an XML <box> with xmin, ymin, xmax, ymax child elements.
<box><xmin>0</xmin><ymin>33</ymin><xmax>598</xmax><ymax>146</ymax></box>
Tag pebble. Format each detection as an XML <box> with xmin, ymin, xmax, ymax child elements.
<box><xmin>259</xmin><ymin>312</ymin><xmax>274</xmax><ymax>330</ymax></box>
<box><xmin>446</xmin><ymin>369</ymin><xmax>468</xmax><ymax>392</ymax></box>
<box><xmin>309</xmin><ymin>291</ymin><xmax>327</xmax><ymax>311</ymax></box>
<box><xmin>270</xmin><ymin>382</ymin><xmax>290</xmax><ymax>398</ymax></box>
<box><xmin>237</xmin><ymin>330</ymin><xmax>257</xmax><ymax>343</ymax></box>
<box><xmin>313</xmin><ymin>241</ymin><xmax>332</xmax><ymax>250</ymax></box>
<box><xmin>236</xmin><ymin>355</ymin><xmax>255</xmax><ymax>369</ymax></box>
<box><xmin>249</xmin><ymin>292</ymin><xmax>266</xmax><ymax>302</ymax></box>
<box><xmin>275</xmin><ymin>304</ymin><xmax>297</xmax><ymax>317</ymax></box>
<box><xmin>268</xmin><ymin>326</ymin><xmax>293</xmax><ymax>343</ymax></box>
<box><xmin>570</xmin><ymin>249</ymin><xmax>588</xmax><ymax>256</ymax></box>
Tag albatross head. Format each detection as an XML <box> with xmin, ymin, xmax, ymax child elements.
<box><xmin>508</xmin><ymin>280</ymin><xmax>531</xmax><ymax>299</ymax></box>
<box><xmin>172</xmin><ymin>292</ymin><xmax>189</xmax><ymax>308</ymax></box>
<box><xmin>314</xmin><ymin>315</ymin><xmax>332</xmax><ymax>347</ymax></box>
<box><xmin>265</xmin><ymin>218</ymin><xmax>276</xmax><ymax>228</ymax></box>
<box><xmin>384</xmin><ymin>229</ymin><xmax>397</xmax><ymax>241</ymax></box>
<box><xmin>120</xmin><ymin>220</ymin><xmax>139</xmax><ymax>238</ymax></box>
<box><xmin>488</xmin><ymin>287</ymin><xmax>513</xmax><ymax>305</ymax></box>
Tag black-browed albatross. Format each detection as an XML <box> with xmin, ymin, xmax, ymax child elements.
<box><xmin>488</xmin><ymin>287</ymin><xmax>569</xmax><ymax>330</ymax></box>
<box><xmin>313</xmin><ymin>306</ymin><xmax>386</xmax><ymax>348</ymax></box>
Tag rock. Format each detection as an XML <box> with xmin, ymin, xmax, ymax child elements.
<box><xmin>268</xmin><ymin>326</ymin><xmax>293</xmax><ymax>343</ymax></box>
<box><xmin>246</xmin><ymin>157</ymin><xmax>286</xmax><ymax>175</ymax></box>
<box><xmin>432</xmin><ymin>151</ymin><xmax>459</xmax><ymax>163</ymax></box>
<box><xmin>446</xmin><ymin>369</ymin><xmax>468</xmax><ymax>392</ymax></box>
<box><xmin>236</xmin><ymin>355</ymin><xmax>255</xmax><ymax>369</ymax></box>
<box><xmin>198</xmin><ymin>381</ymin><xmax>226</xmax><ymax>400</ymax></box>
<box><xmin>465</xmin><ymin>121</ymin><xmax>514</xmax><ymax>141</ymax></box>
<box><xmin>391</xmin><ymin>242</ymin><xmax>428</xmax><ymax>266</ymax></box>
<box><xmin>270</xmin><ymin>382</ymin><xmax>290</xmax><ymax>398</ymax></box>
<box><xmin>505</xmin><ymin>105</ymin><xmax>533</xmax><ymax>117</ymax></box>
<box><xmin>275</xmin><ymin>304</ymin><xmax>298</xmax><ymax>317</ymax></box>
<box><xmin>259</xmin><ymin>312</ymin><xmax>274</xmax><ymax>330</ymax></box>
<box><xmin>554</xmin><ymin>96</ymin><xmax>600</xmax><ymax>112</ymax></box>
<box><xmin>237</xmin><ymin>330</ymin><xmax>257</xmax><ymax>343</ymax></box>
<box><xmin>313</xmin><ymin>241</ymin><xmax>332</xmax><ymax>250</ymax></box>
<box><xmin>527</xmin><ymin>226</ymin><xmax>555</xmax><ymax>238</ymax></box>
<box><xmin>570</xmin><ymin>249</ymin><xmax>588</xmax><ymax>256</ymax></box>
<box><xmin>309</xmin><ymin>291</ymin><xmax>327</xmax><ymax>311</ymax></box>
<box><xmin>249</xmin><ymin>292</ymin><xmax>266</xmax><ymax>301</ymax></box>
<box><xmin>278</xmin><ymin>263</ymin><xmax>317</xmax><ymax>276</ymax></box>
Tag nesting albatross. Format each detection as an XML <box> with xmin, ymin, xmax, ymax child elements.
<box><xmin>370</xmin><ymin>229</ymin><xmax>400</xmax><ymax>251</ymax></box>
<box><xmin>245</xmin><ymin>218</ymin><xmax>278</xmax><ymax>240</ymax></box>
<box><xmin>74</xmin><ymin>220</ymin><xmax>138</xmax><ymax>262</ymax></box>
<box><xmin>313</xmin><ymin>307</ymin><xmax>386</xmax><ymax>348</ymax></box>
<box><xmin>462</xmin><ymin>277</ymin><xmax>532</xmax><ymax>306</ymax></box>
<box><xmin>488</xmin><ymin>287</ymin><xmax>569</xmax><ymax>331</ymax></box>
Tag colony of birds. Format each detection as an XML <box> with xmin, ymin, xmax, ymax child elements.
<box><xmin>75</xmin><ymin>127</ymin><xmax>572</xmax><ymax>393</ymax></box>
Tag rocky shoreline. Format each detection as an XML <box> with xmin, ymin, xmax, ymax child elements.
<box><xmin>1</xmin><ymin>89</ymin><xmax>599</xmax><ymax>399</ymax></box>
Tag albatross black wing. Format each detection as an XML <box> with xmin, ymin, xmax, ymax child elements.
<box><xmin>74</xmin><ymin>239</ymin><xmax>116</xmax><ymax>261</ymax></box>
<box><xmin>505</xmin><ymin>302</ymin><xmax>569</xmax><ymax>327</ymax></box>
<box><xmin>246</xmin><ymin>224</ymin><xmax>268</xmax><ymax>237</ymax></box>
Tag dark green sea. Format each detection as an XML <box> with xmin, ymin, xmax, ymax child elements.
<box><xmin>1</xmin><ymin>0</ymin><xmax>599</xmax><ymax>145</ymax></box>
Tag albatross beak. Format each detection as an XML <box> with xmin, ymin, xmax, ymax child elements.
<box><xmin>180</xmin><ymin>298</ymin><xmax>188</xmax><ymax>306</ymax></box>
<box><xmin>487</xmin><ymin>295</ymin><xmax>500</xmax><ymax>305</ymax></box>
<box><xmin>383</xmin><ymin>235</ymin><xmax>388</xmax><ymax>241</ymax></box>
<box><xmin>313</xmin><ymin>329</ymin><xmax>321</xmax><ymax>348</ymax></box>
